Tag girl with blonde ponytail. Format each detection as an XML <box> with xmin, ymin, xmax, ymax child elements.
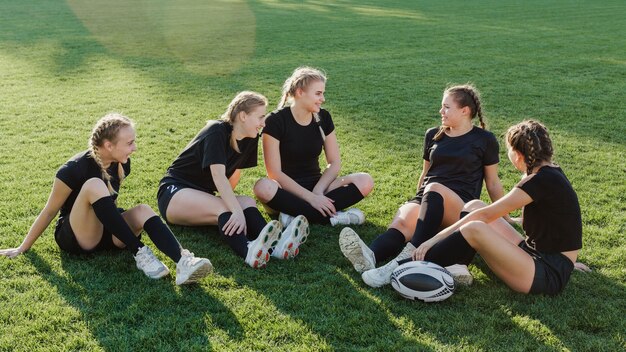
<box><xmin>340</xmin><ymin>84</ymin><xmax>508</xmax><ymax>288</ymax></box>
<box><xmin>1</xmin><ymin>114</ymin><xmax>213</xmax><ymax>285</ymax></box>
<box><xmin>410</xmin><ymin>120</ymin><xmax>582</xmax><ymax>296</ymax></box>
<box><xmin>157</xmin><ymin>91</ymin><xmax>303</xmax><ymax>268</ymax></box>
<box><xmin>254</xmin><ymin>67</ymin><xmax>374</xmax><ymax>237</ymax></box>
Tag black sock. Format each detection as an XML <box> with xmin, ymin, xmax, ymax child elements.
<box><xmin>266</xmin><ymin>188</ymin><xmax>330</xmax><ymax>224</ymax></box>
<box><xmin>143</xmin><ymin>216</ymin><xmax>182</xmax><ymax>263</ymax></box>
<box><xmin>369</xmin><ymin>228</ymin><xmax>406</xmax><ymax>264</ymax></box>
<box><xmin>243</xmin><ymin>207</ymin><xmax>267</xmax><ymax>241</ymax></box>
<box><xmin>92</xmin><ymin>196</ymin><xmax>143</xmax><ymax>255</ymax></box>
<box><xmin>410</xmin><ymin>192</ymin><xmax>445</xmax><ymax>248</ymax></box>
<box><xmin>324</xmin><ymin>183</ymin><xmax>364</xmax><ymax>211</ymax></box>
<box><xmin>425</xmin><ymin>230</ymin><xmax>476</xmax><ymax>266</ymax></box>
<box><xmin>218</xmin><ymin>212</ymin><xmax>249</xmax><ymax>259</ymax></box>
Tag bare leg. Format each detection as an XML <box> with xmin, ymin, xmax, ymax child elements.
<box><xmin>325</xmin><ymin>172</ymin><xmax>374</xmax><ymax>196</ymax></box>
<box><xmin>463</xmin><ymin>200</ymin><xmax>524</xmax><ymax>244</ymax></box>
<box><xmin>166</xmin><ymin>188</ymin><xmax>255</xmax><ymax>226</ymax></box>
<box><xmin>387</xmin><ymin>202</ymin><xmax>422</xmax><ymax>241</ymax></box>
<box><xmin>461</xmin><ymin>221</ymin><xmax>534</xmax><ymax>293</ymax></box>
<box><xmin>68</xmin><ymin>178</ymin><xmax>110</xmax><ymax>251</ymax></box>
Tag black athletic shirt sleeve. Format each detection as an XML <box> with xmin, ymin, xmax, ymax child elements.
<box><xmin>199</xmin><ymin>128</ymin><xmax>229</xmax><ymax>170</ymax></box>
<box><xmin>422</xmin><ymin>127</ymin><xmax>438</xmax><ymax>161</ymax></box>
<box><xmin>318</xmin><ymin>109</ymin><xmax>335</xmax><ymax>136</ymax></box>
<box><xmin>483</xmin><ymin>132</ymin><xmax>500</xmax><ymax>166</ymax></box>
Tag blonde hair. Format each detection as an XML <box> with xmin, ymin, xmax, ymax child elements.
<box><xmin>219</xmin><ymin>91</ymin><xmax>268</xmax><ymax>125</ymax></box>
<box><xmin>278</xmin><ymin>66</ymin><xmax>327</xmax><ymax>141</ymax></box>
<box><xmin>434</xmin><ymin>83</ymin><xmax>486</xmax><ymax>141</ymax></box>
<box><xmin>88</xmin><ymin>113</ymin><xmax>134</xmax><ymax>195</ymax></box>
<box><xmin>506</xmin><ymin>120</ymin><xmax>554</xmax><ymax>175</ymax></box>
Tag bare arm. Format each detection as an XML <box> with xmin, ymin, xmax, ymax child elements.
<box><xmin>263</xmin><ymin>133</ymin><xmax>335</xmax><ymax>216</ymax></box>
<box><xmin>312</xmin><ymin>131</ymin><xmax>340</xmax><ymax>195</ymax></box>
<box><xmin>484</xmin><ymin>164</ymin><xmax>505</xmax><ymax>202</ymax></box>
<box><xmin>416</xmin><ymin>160</ymin><xmax>430</xmax><ymax>193</ymax></box>
<box><xmin>229</xmin><ymin>169</ymin><xmax>241</xmax><ymax>190</ymax></box>
<box><xmin>0</xmin><ymin>178</ymin><xmax>71</xmax><ymax>258</ymax></box>
<box><xmin>210</xmin><ymin>164</ymin><xmax>246</xmax><ymax>235</ymax></box>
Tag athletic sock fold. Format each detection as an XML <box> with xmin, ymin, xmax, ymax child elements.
<box><xmin>92</xmin><ymin>196</ymin><xmax>143</xmax><ymax>255</ymax></box>
<box><xmin>143</xmin><ymin>216</ymin><xmax>182</xmax><ymax>263</ymax></box>
<box><xmin>369</xmin><ymin>228</ymin><xmax>406</xmax><ymax>264</ymax></box>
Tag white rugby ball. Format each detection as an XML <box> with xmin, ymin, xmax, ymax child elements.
<box><xmin>390</xmin><ymin>261</ymin><xmax>455</xmax><ymax>302</ymax></box>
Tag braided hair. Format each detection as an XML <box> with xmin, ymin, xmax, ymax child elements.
<box><xmin>88</xmin><ymin>113</ymin><xmax>133</xmax><ymax>195</ymax></box>
<box><xmin>279</xmin><ymin>66</ymin><xmax>327</xmax><ymax>141</ymax></box>
<box><xmin>219</xmin><ymin>91</ymin><xmax>268</xmax><ymax>125</ymax></box>
<box><xmin>434</xmin><ymin>83</ymin><xmax>486</xmax><ymax>141</ymax></box>
<box><xmin>506</xmin><ymin>120</ymin><xmax>554</xmax><ymax>175</ymax></box>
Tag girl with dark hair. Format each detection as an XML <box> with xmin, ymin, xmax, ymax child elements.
<box><xmin>0</xmin><ymin>114</ymin><xmax>213</xmax><ymax>285</ymax></box>
<box><xmin>340</xmin><ymin>84</ymin><xmax>508</xmax><ymax>287</ymax></box>
<box><xmin>410</xmin><ymin>120</ymin><xmax>582</xmax><ymax>295</ymax></box>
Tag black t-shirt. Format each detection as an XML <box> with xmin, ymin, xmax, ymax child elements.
<box><xmin>517</xmin><ymin>166</ymin><xmax>582</xmax><ymax>253</ymax></box>
<box><xmin>160</xmin><ymin>120</ymin><xmax>258</xmax><ymax>193</ymax></box>
<box><xmin>262</xmin><ymin>107</ymin><xmax>335</xmax><ymax>183</ymax></box>
<box><xmin>420</xmin><ymin>126</ymin><xmax>500</xmax><ymax>202</ymax></box>
<box><xmin>56</xmin><ymin>150</ymin><xmax>131</xmax><ymax>218</ymax></box>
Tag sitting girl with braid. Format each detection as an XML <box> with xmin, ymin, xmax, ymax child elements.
<box><xmin>0</xmin><ymin>114</ymin><xmax>213</xmax><ymax>285</ymax></box>
<box><xmin>339</xmin><ymin>84</ymin><xmax>508</xmax><ymax>287</ymax></box>
<box><xmin>411</xmin><ymin>120</ymin><xmax>582</xmax><ymax>295</ymax></box>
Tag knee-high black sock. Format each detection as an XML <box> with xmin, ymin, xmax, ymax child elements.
<box><xmin>243</xmin><ymin>207</ymin><xmax>267</xmax><ymax>241</ymax></box>
<box><xmin>369</xmin><ymin>228</ymin><xmax>406</xmax><ymax>264</ymax></box>
<box><xmin>325</xmin><ymin>183</ymin><xmax>364</xmax><ymax>211</ymax></box>
<box><xmin>218</xmin><ymin>212</ymin><xmax>249</xmax><ymax>258</ymax></box>
<box><xmin>266</xmin><ymin>188</ymin><xmax>330</xmax><ymax>224</ymax></box>
<box><xmin>424</xmin><ymin>230</ymin><xmax>476</xmax><ymax>266</ymax></box>
<box><xmin>410</xmin><ymin>192</ymin><xmax>445</xmax><ymax>248</ymax></box>
<box><xmin>92</xmin><ymin>196</ymin><xmax>143</xmax><ymax>255</ymax></box>
<box><xmin>143</xmin><ymin>216</ymin><xmax>182</xmax><ymax>263</ymax></box>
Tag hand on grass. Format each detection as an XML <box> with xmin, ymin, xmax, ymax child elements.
<box><xmin>0</xmin><ymin>247</ymin><xmax>24</xmax><ymax>259</ymax></box>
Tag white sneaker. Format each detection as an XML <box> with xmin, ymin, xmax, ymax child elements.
<box><xmin>330</xmin><ymin>208</ymin><xmax>365</xmax><ymax>226</ymax></box>
<box><xmin>445</xmin><ymin>264</ymin><xmax>473</xmax><ymax>286</ymax></box>
<box><xmin>339</xmin><ymin>227</ymin><xmax>375</xmax><ymax>273</ymax></box>
<box><xmin>272</xmin><ymin>215</ymin><xmax>309</xmax><ymax>259</ymax></box>
<box><xmin>361</xmin><ymin>243</ymin><xmax>415</xmax><ymax>288</ymax></box>
<box><xmin>279</xmin><ymin>212</ymin><xmax>295</xmax><ymax>228</ymax></box>
<box><xmin>245</xmin><ymin>220</ymin><xmax>282</xmax><ymax>268</ymax></box>
<box><xmin>134</xmin><ymin>246</ymin><xmax>170</xmax><ymax>279</ymax></box>
<box><xmin>175</xmin><ymin>249</ymin><xmax>213</xmax><ymax>285</ymax></box>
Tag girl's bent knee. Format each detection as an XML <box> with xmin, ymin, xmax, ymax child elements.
<box><xmin>253</xmin><ymin>178</ymin><xmax>277</xmax><ymax>202</ymax></box>
<box><xmin>463</xmin><ymin>200</ymin><xmax>487</xmax><ymax>212</ymax></box>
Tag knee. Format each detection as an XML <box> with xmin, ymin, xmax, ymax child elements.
<box><xmin>136</xmin><ymin>204</ymin><xmax>157</xmax><ymax>220</ymax></box>
<box><xmin>239</xmin><ymin>196</ymin><xmax>257</xmax><ymax>210</ymax></box>
<box><xmin>389</xmin><ymin>217</ymin><xmax>414</xmax><ymax>239</ymax></box>
<box><xmin>353</xmin><ymin>173</ymin><xmax>374</xmax><ymax>196</ymax></box>
<box><xmin>463</xmin><ymin>200</ymin><xmax>487</xmax><ymax>212</ymax></box>
<box><xmin>460</xmin><ymin>220</ymin><xmax>489</xmax><ymax>243</ymax></box>
<box><xmin>82</xmin><ymin>178</ymin><xmax>110</xmax><ymax>196</ymax></box>
<box><xmin>423</xmin><ymin>182</ymin><xmax>447</xmax><ymax>194</ymax></box>
<box><xmin>253</xmin><ymin>178</ymin><xmax>277</xmax><ymax>202</ymax></box>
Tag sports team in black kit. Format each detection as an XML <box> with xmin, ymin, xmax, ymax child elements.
<box><xmin>1</xmin><ymin>66</ymin><xmax>583</xmax><ymax>297</ymax></box>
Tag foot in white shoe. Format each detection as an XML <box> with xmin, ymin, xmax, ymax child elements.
<box><xmin>279</xmin><ymin>212</ymin><xmax>295</xmax><ymax>228</ymax></box>
<box><xmin>175</xmin><ymin>249</ymin><xmax>213</xmax><ymax>285</ymax></box>
<box><xmin>330</xmin><ymin>208</ymin><xmax>365</xmax><ymax>226</ymax></box>
<box><xmin>134</xmin><ymin>246</ymin><xmax>170</xmax><ymax>279</ymax></box>
<box><xmin>361</xmin><ymin>243</ymin><xmax>415</xmax><ymax>288</ymax></box>
<box><xmin>245</xmin><ymin>220</ymin><xmax>282</xmax><ymax>268</ymax></box>
<box><xmin>445</xmin><ymin>264</ymin><xmax>473</xmax><ymax>286</ymax></box>
<box><xmin>339</xmin><ymin>227</ymin><xmax>375</xmax><ymax>273</ymax></box>
<box><xmin>273</xmin><ymin>215</ymin><xmax>309</xmax><ymax>259</ymax></box>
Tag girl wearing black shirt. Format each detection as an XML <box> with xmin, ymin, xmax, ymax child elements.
<box><xmin>412</xmin><ymin>120</ymin><xmax>582</xmax><ymax>295</ymax></box>
<box><xmin>0</xmin><ymin>114</ymin><xmax>212</xmax><ymax>285</ymax></box>
<box><xmin>340</xmin><ymin>84</ymin><xmax>508</xmax><ymax>287</ymax></box>
<box><xmin>157</xmin><ymin>92</ymin><xmax>308</xmax><ymax>268</ymax></box>
<box><xmin>253</xmin><ymin>67</ymin><xmax>374</xmax><ymax>229</ymax></box>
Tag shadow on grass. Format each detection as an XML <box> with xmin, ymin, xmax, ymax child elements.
<box><xmin>27</xmin><ymin>249</ymin><xmax>244</xmax><ymax>351</ymax></box>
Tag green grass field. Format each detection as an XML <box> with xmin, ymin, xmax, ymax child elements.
<box><xmin>1</xmin><ymin>0</ymin><xmax>625</xmax><ymax>350</ymax></box>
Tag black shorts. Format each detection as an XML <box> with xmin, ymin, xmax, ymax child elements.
<box><xmin>408</xmin><ymin>186</ymin><xmax>474</xmax><ymax>205</ymax></box>
<box><xmin>54</xmin><ymin>216</ymin><xmax>119</xmax><ymax>255</ymax></box>
<box><xmin>157</xmin><ymin>182</ymin><xmax>204</xmax><ymax>222</ymax></box>
<box><xmin>294</xmin><ymin>175</ymin><xmax>322</xmax><ymax>192</ymax></box>
<box><xmin>519</xmin><ymin>241</ymin><xmax>574</xmax><ymax>296</ymax></box>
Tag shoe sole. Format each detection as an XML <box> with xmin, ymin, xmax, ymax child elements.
<box><xmin>176</xmin><ymin>260</ymin><xmax>213</xmax><ymax>285</ymax></box>
<box><xmin>147</xmin><ymin>267</ymin><xmax>170</xmax><ymax>280</ymax></box>
<box><xmin>247</xmin><ymin>221</ymin><xmax>282</xmax><ymax>268</ymax></box>
<box><xmin>339</xmin><ymin>228</ymin><xmax>375</xmax><ymax>273</ymax></box>
<box><xmin>274</xmin><ymin>215</ymin><xmax>309</xmax><ymax>259</ymax></box>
